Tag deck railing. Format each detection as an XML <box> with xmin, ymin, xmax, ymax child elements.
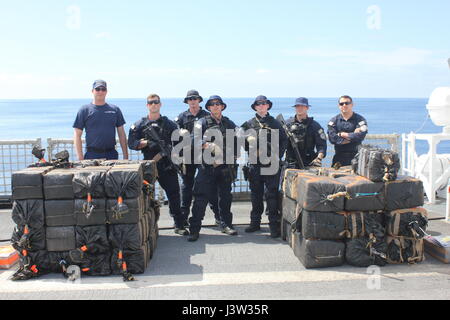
<box><xmin>0</xmin><ymin>134</ymin><xmax>400</xmax><ymax>198</ymax></box>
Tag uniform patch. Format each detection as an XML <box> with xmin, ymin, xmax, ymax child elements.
<box><xmin>174</xmin><ymin>117</ymin><xmax>179</xmax><ymax>122</ymax></box>
<box><xmin>360</xmin><ymin>125</ymin><xmax>368</xmax><ymax>132</ymax></box>
<box><xmin>130</xmin><ymin>124</ymin><xmax>136</xmax><ymax>130</ymax></box>
<box><xmin>359</xmin><ymin>121</ymin><xmax>366</xmax><ymax>126</ymax></box>
<box><xmin>318</xmin><ymin>128</ymin><xmax>327</xmax><ymax>140</ymax></box>
<box><xmin>328</xmin><ymin>121</ymin><xmax>334</xmax><ymax>126</ymax></box>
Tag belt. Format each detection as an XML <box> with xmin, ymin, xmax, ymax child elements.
<box><xmin>87</xmin><ymin>147</ymin><xmax>116</xmax><ymax>153</ymax></box>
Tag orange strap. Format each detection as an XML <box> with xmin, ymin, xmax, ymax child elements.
<box><xmin>118</xmin><ymin>196</ymin><xmax>123</xmax><ymax>205</ymax></box>
<box><xmin>122</xmin><ymin>262</ymin><xmax>127</xmax><ymax>272</ymax></box>
<box><xmin>87</xmin><ymin>193</ymin><xmax>92</xmax><ymax>202</ymax></box>
<box><xmin>143</xmin><ymin>180</ymin><xmax>150</xmax><ymax>185</ymax></box>
<box><xmin>24</xmin><ymin>225</ymin><xmax>30</xmax><ymax>235</ymax></box>
<box><xmin>30</xmin><ymin>265</ymin><xmax>38</xmax><ymax>273</ymax></box>
<box><xmin>80</xmin><ymin>245</ymin><xmax>88</xmax><ymax>252</ymax></box>
<box><xmin>82</xmin><ymin>268</ymin><xmax>90</xmax><ymax>272</ymax></box>
<box><xmin>22</xmin><ymin>250</ymin><xmax>28</xmax><ymax>257</ymax></box>
<box><xmin>118</xmin><ymin>250</ymin><xmax>123</xmax><ymax>260</ymax></box>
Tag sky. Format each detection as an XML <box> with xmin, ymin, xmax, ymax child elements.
<box><xmin>0</xmin><ymin>0</ymin><xmax>449</xmax><ymax>99</ymax></box>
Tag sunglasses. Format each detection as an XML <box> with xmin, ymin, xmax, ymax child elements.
<box><xmin>94</xmin><ymin>87</ymin><xmax>107</xmax><ymax>92</ymax></box>
<box><xmin>147</xmin><ymin>100</ymin><xmax>161</xmax><ymax>105</ymax></box>
<box><xmin>209</xmin><ymin>102</ymin><xmax>223</xmax><ymax>107</ymax></box>
<box><xmin>255</xmin><ymin>101</ymin><xmax>268</xmax><ymax>106</ymax></box>
<box><xmin>339</xmin><ymin>102</ymin><xmax>352</xmax><ymax>106</ymax></box>
<box><xmin>187</xmin><ymin>97</ymin><xmax>199</xmax><ymax>101</ymax></box>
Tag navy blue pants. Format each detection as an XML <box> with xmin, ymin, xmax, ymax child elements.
<box><xmin>189</xmin><ymin>166</ymin><xmax>233</xmax><ymax>234</ymax></box>
<box><xmin>157</xmin><ymin>163</ymin><xmax>184</xmax><ymax>228</ymax></box>
<box><xmin>248</xmin><ymin>165</ymin><xmax>281</xmax><ymax>229</ymax></box>
<box><xmin>84</xmin><ymin>149</ymin><xmax>118</xmax><ymax>160</ymax></box>
<box><xmin>181</xmin><ymin>164</ymin><xmax>220</xmax><ymax>224</ymax></box>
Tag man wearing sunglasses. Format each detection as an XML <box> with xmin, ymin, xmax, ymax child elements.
<box><xmin>285</xmin><ymin>97</ymin><xmax>327</xmax><ymax>168</ymax></box>
<box><xmin>73</xmin><ymin>80</ymin><xmax>128</xmax><ymax>160</ymax></box>
<box><xmin>128</xmin><ymin>94</ymin><xmax>188</xmax><ymax>236</ymax></box>
<box><xmin>240</xmin><ymin>95</ymin><xmax>287</xmax><ymax>238</ymax></box>
<box><xmin>327</xmin><ymin>95</ymin><xmax>368</xmax><ymax>166</ymax></box>
<box><xmin>187</xmin><ymin>95</ymin><xmax>238</xmax><ymax>242</ymax></box>
<box><xmin>175</xmin><ymin>90</ymin><xmax>221</xmax><ymax>228</ymax></box>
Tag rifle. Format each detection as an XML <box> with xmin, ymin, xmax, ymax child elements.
<box><xmin>276</xmin><ymin>114</ymin><xmax>305</xmax><ymax>169</ymax></box>
<box><xmin>142</xmin><ymin>124</ymin><xmax>183</xmax><ymax>175</ymax></box>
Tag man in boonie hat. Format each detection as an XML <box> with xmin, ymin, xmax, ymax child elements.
<box><xmin>284</xmin><ymin>97</ymin><xmax>327</xmax><ymax>168</ymax></box>
<box><xmin>240</xmin><ymin>95</ymin><xmax>287</xmax><ymax>238</ymax></box>
<box><xmin>174</xmin><ymin>90</ymin><xmax>221</xmax><ymax>228</ymax></box>
<box><xmin>187</xmin><ymin>95</ymin><xmax>238</xmax><ymax>242</ymax></box>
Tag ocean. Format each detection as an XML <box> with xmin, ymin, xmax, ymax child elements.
<box><xmin>1</xmin><ymin>97</ymin><xmax>449</xmax><ymax>154</ymax></box>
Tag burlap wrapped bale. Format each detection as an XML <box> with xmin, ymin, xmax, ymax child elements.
<box><xmin>296</xmin><ymin>175</ymin><xmax>346</xmax><ymax>212</ymax></box>
<box><xmin>282</xmin><ymin>169</ymin><xmax>317</xmax><ymax>201</ymax></box>
<box><xmin>385</xmin><ymin>176</ymin><xmax>424</xmax><ymax>211</ymax></box>
<box><xmin>12</xmin><ymin>167</ymin><xmax>53</xmax><ymax>200</ymax></box>
<box><xmin>344</xmin><ymin>211</ymin><xmax>385</xmax><ymax>240</ymax></box>
<box><xmin>386</xmin><ymin>236</ymin><xmax>424</xmax><ymax>264</ymax></box>
<box><xmin>385</xmin><ymin>208</ymin><xmax>428</xmax><ymax>239</ymax></box>
<box><xmin>44</xmin><ymin>200</ymin><xmax>76</xmax><ymax>226</ymax></box>
<box><xmin>336</xmin><ymin>175</ymin><xmax>385</xmax><ymax>211</ymax></box>
<box><xmin>352</xmin><ymin>145</ymin><xmax>400</xmax><ymax>182</ymax></box>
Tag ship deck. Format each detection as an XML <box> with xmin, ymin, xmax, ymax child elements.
<box><xmin>0</xmin><ymin>200</ymin><xmax>449</xmax><ymax>300</ymax></box>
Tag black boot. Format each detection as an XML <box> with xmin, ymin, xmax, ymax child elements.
<box><xmin>245</xmin><ymin>224</ymin><xmax>260</xmax><ymax>233</ymax></box>
<box><xmin>270</xmin><ymin>226</ymin><xmax>281</xmax><ymax>238</ymax></box>
<box><xmin>188</xmin><ymin>232</ymin><xmax>199</xmax><ymax>242</ymax></box>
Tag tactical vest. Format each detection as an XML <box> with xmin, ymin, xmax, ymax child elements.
<box><xmin>288</xmin><ymin>118</ymin><xmax>314</xmax><ymax>152</ymax></box>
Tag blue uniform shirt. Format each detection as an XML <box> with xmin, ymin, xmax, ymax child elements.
<box><xmin>327</xmin><ymin>112</ymin><xmax>368</xmax><ymax>153</ymax></box>
<box><xmin>73</xmin><ymin>103</ymin><xmax>125</xmax><ymax>149</ymax></box>
<box><xmin>175</xmin><ymin>108</ymin><xmax>210</xmax><ymax>133</ymax></box>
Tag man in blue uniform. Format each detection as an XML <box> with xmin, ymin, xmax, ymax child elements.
<box><xmin>73</xmin><ymin>80</ymin><xmax>128</xmax><ymax>160</ymax></box>
<box><xmin>188</xmin><ymin>95</ymin><xmax>238</xmax><ymax>242</ymax></box>
<box><xmin>241</xmin><ymin>95</ymin><xmax>288</xmax><ymax>238</ymax></box>
<box><xmin>128</xmin><ymin>94</ymin><xmax>188</xmax><ymax>236</ymax></box>
<box><xmin>327</xmin><ymin>95</ymin><xmax>368</xmax><ymax>166</ymax></box>
<box><xmin>175</xmin><ymin>90</ymin><xmax>221</xmax><ymax>227</ymax></box>
<box><xmin>285</xmin><ymin>97</ymin><xmax>327</xmax><ymax>168</ymax></box>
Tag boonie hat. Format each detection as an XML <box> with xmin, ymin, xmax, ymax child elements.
<box><xmin>292</xmin><ymin>97</ymin><xmax>311</xmax><ymax>107</ymax></box>
<box><xmin>205</xmin><ymin>95</ymin><xmax>227</xmax><ymax>110</ymax></box>
<box><xmin>184</xmin><ymin>89</ymin><xmax>203</xmax><ymax>104</ymax></box>
<box><xmin>251</xmin><ymin>95</ymin><xmax>273</xmax><ymax>111</ymax></box>
<box><xmin>93</xmin><ymin>79</ymin><xmax>107</xmax><ymax>89</ymax></box>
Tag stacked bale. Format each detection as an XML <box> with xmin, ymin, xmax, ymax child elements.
<box><xmin>10</xmin><ymin>160</ymin><xmax>159</xmax><ymax>281</ymax></box>
<box><xmin>282</xmin><ymin>147</ymin><xmax>427</xmax><ymax>268</ymax></box>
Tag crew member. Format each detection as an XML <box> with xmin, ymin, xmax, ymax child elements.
<box><xmin>175</xmin><ymin>90</ymin><xmax>221</xmax><ymax>227</ymax></box>
<box><xmin>241</xmin><ymin>95</ymin><xmax>288</xmax><ymax>238</ymax></box>
<box><xmin>73</xmin><ymin>80</ymin><xmax>128</xmax><ymax>160</ymax></box>
<box><xmin>285</xmin><ymin>97</ymin><xmax>327</xmax><ymax>168</ymax></box>
<box><xmin>327</xmin><ymin>95</ymin><xmax>368</xmax><ymax>166</ymax></box>
<box><xmin>188</xmin><ymin>95</ymin><xmax>238</xmax><ymax>242</ymax></box>
<box><xmin>128</xmin><ymin>94</ymin><xmax>188</xmax><ymax>236</ymax></box>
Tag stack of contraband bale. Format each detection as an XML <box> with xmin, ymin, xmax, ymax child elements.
<box><xmin>10</xmin><ymin>158</ymin><xmax>159</xmax><ymax>281</ymax></box>
<box><xmin>281</xmin><ymin>145</ymin><xmax>427</xmax><ymax>269</ymax></box>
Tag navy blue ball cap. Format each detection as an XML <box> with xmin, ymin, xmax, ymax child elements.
<box><xmin>93</xmin><ymin>79</ymin><xmax>107</xmax><ymax>89</ymax></box>
<box><xmin>205</xmin><ymin>95</ymin><xmax>227</xmax><ymax>110</ymax></box>
<box><xmin>251</xmin><ymin>95</ymin><xmax>272</xmax><ymax>110</ymax></box>
<box><xmin>292</xmin><ymin>97</ymin><xmax>311</xmax><ymax>107</ymax></box>
<box><xmin>184</xmin><ymin>89</ymin><xmax>203</xmax><ymax>103</ymax></box>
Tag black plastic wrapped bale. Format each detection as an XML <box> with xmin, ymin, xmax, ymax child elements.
<box><xmin>108</xmin><ymin>223</ymin><xmax>144</xmax><ymax>251</ymax></box>
<box><xmin>105</xmin><ymin>165</ymin><xmax>144</xmax><ymax>199</ymax></box>
<box><xmin>384</xmin><ymin>176</ymin><xmax>424</xmax><ymax>211</ymax></box>
<box><xmin>301</xmin><ymin>210</ymin><xmax>347</xmax><ymax>240</ymax></box>
<box><xmin>47</xmin><ymin>251</ymin><xmax>74</xmax><ymax>273</ymax></box>
<box><xmin>79</xmin><ymin>253</ymin><xmax>111</xmax><ymax>276</ymax></box>
<box><xmin>106</xmin><ymin>195</ymin><xmax>144</xmax><ymax>224</ymax></box>
<box><xmin>344</xmin><ymin>211</ymin><xmax>385</xmax><ymax>240</ymax></box>
<box><xmin>11</xmin><ymin>225</ymin><xmax>46</xmax><ymax>252</ymax></box>
<box><xmin>296</xmin><ymin>175</ymin><xmax>346</xmax><ymax>212</ymax></box>
<box><xmin>75</xmin><ymin>225</ymin><xmax>110</xmax><ymax>254</ymax></box>
<box><xmin>385</xmin><ymin>208</ymin><xmax>428</xmax><ymax>239</ymax></box>
<box><xmin>291</xmin><ymin>231</ymin><xmax>345</xmax><ymax>268</ymax></box>
<box><xmin>12</xmin><ymin>167</ymin><xmax>53</xmax><ymax>200</ymax></box>
<box><xmin>352</xmin><ymin>146</ymin><xmax>400</xmax><ymax>182</ymax></box>
<box><xmin>72</xmin><ymin>168</ymin><xmax>107</xmax><ymax>199</ymax></box>
<box><xmin>282</xmin><ymin>196</ymin><xmax>299</xmax><ymax>225</ymax></box>
<box><xmin>26</xmin><ymin>250</ymin><xmax>53</xmax><ymax>275</ymax></box>
<box><xmin>75</xmin><ymin>199</ymin><xmax>106</xmax><ymax>226</ymax></box>
<box><xmin>336</xmin><ymin>175</ymin><xmax>385</xmax><ymax>211</ymax></box>
<box><xmin>46</xmin><ymin>226</ymin><xmax>76</xmax><ymax>252</ymax></box>
<box><xmin>44</xmin><ymin>200</ymin><xmax>76</xmax><ymax>226</ymax></box>
<box><xmin>386</xmin><ymin>236</ymin><xmax>424</xmax><ymax>264</ymax></box>
<box><xmin>43</xmin><ymin>169</ymin><xmax>76</xmax><ymax>200</ymax></box>
<box><xmin>72</xmin><ymin>160</ymin><xmax>102</xmax><ymax>168</ymax></box>
<box><xmin>315</xmin><ymin>166</ymin><xmax>354</xmax><ymax>179</ymax></box>
<box><xmin>12</xmin><ymin>199</ymin><xmax>45</xmax><ymax>228</ymax></box>
<box><xmin>346</xmin><ymin>237</ymin><xmax>388</xmax><ymax>267</ymax></box>
<box><xmin>282</xmin><ymin>169</ymin><xmax>317</xmax><ymax>201</ymax></box>
<box><xmin>111</xmin><ymin>247</ymin><xmax>147</xmax><ymax>275</ymax></box>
